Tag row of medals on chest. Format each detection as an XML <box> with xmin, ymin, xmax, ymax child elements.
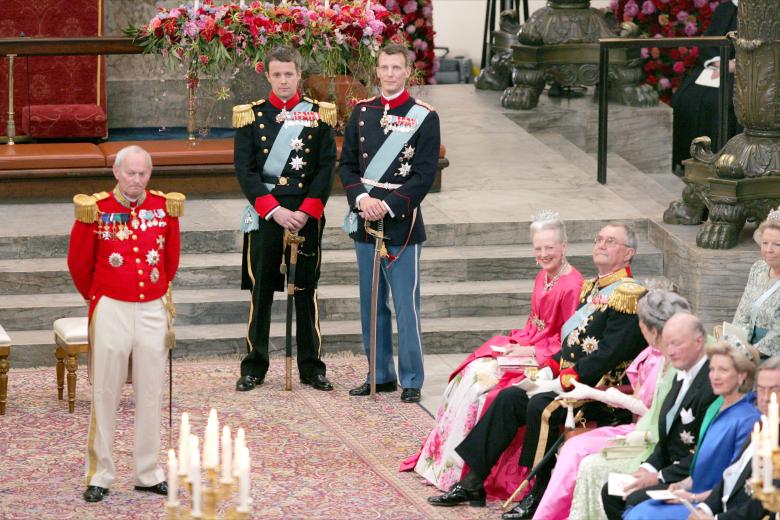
<box><xmin>97</xmin><ymin>209</ymin><xmax>166</xmax><ymax>283</ymax></box>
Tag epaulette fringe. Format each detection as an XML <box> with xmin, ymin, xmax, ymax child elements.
<box><xmin>232</xmin><ymin>99</ymin><xmax>265</xmax><ymax>128</ymax></box>
<box><xmin>607</xmin><ymin>279</ymin><xmax>646</xmax><ymax>314</ymax></box>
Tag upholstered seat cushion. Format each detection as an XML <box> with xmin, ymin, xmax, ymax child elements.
<box><xmin>54</xmin><ymin>317</ymin><xmax>88</xmax><ymax>345</ymax></box>
<box><xmin>0</xmin><ymin>324</ymin><xmax>10</xmax><ymax>347</ymax></box>
<box><xmin>0</xmin><ymin>143</ymin><xmax>105</xmax><ymax>170</ymax></box>
<box><xmin>21</xmin><ymin>104</ymin><xmax>107</xmax><ymax>139</ymax></box>
<box><xmin>99</xmin><ymin>139</ymin><xmax>235</xmax><ymax>167</ymax></box>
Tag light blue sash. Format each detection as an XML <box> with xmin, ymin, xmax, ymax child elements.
<box><xmin>750</xmin><ymin>275</ymin><xmax>780</xmax><ymax>342</ymax></box>
<box><xmin>341</xmin><ymin>103</ymin><xmax>430</xmax><ymax>234</ymax></box>
<box><xmin>239</xmin><ymin>100</ymin><xmax>313</xmax><ymax>232</ymax></box>
<box><xmin>560</xmin><ymin>280</ymin><xmax>622</xmax><ymax>341</ymax></box>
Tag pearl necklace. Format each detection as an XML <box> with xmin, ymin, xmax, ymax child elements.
<box><xmin>543</xmin><ymin>261</ymin><xmax>568</xmax><ymax>292</ymax></box>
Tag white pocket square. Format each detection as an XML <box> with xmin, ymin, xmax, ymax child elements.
<box><xmin>680</xmin><ymin>407</ymin><xmax>695</xmax><ymax>425</ymax></box>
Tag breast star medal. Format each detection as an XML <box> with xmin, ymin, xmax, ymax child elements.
<box><xmin>146</xmin><ymin>249</ymin><xmax>160</xmax><ymax>266</ymax></box>
<box><xmin>108</xmin><ymin>252</ymin><xmax>124</xmax><ymax>268</ymax></box>
<box><xmin>289</xmin><ymin>156</ymin><xmax>305</xmax><ymax>171</ymax></box>
<box><xmin>290</xmin><ymin>137</ymin><xmax>304</xmax><ymax>151</ymax></box>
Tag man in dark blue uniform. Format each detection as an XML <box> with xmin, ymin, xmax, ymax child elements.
<box><xmin>233</xmin><ymin>46</ymin><xmax>336</xmax><ymax>392</ymax></box>
<box><xmin>339</xmin><ymin>44</ymin><xmax>441</xmax><ymax>403</ymax></box>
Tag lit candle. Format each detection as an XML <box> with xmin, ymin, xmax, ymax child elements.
<box><xmin>167</xmin><ymin>449</ymin><xmax>179</xmax><ymax>506</ymax></box>
<box><xmin>233</xmin><ymin>428</ymin><xmax>245</xmax><ymax>478</ymax></box>
<box><xmin>752</xmin><ymin>422</ymin><xmax>762</xmax><ymax>484</ymax></box>
<box><xmin>237</xmin><ymin>446</ymin><xmax>251</xmax><ymax>512</ymax></box>
<box><xmin>770</xmin><ymin>393</ymin><xmax>779</xmax><ymax>448</ymax></box>
<box><xmin>189</xmin><ymin>435</ymin><xmax>200</xmax><ymax>484</ymax></box>
<box><xmin>221</xmin><ymin>425</ymin><xmax>232</xmax><ymax>483</ymax></box>
<box><xmin>204</xmin><ymin>409</ymin><xmax>219</xmax><ymax>469</ymax></box>
<box><xmin>178</xmin><ymin>413</ymin><xmax>190</xmax><ymax>476</ymax></box>
<box><xmin>324</xmin><ymin>0</ymin><xmax>330</xmax><ymax>8</ymax></box>
<box><xmin>191</xmin><ymin>443</ymin><xmax>202</xmax><ymax>517</ymax></box>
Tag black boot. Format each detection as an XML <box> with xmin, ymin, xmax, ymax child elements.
<box><xmin>427</xmin><ymin>472</ymin><xmax>486</xmax><ymax>507</ymax></box>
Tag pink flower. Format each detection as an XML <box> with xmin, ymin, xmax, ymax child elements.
<box><xmin>693</xmin><ymin>0</ymin><xmax>708</xmax><ymax>7</ymax></box>
<box><xmin>412</xmin><ymin>38</ymin><xmax>428</xmax><ymax>51</ymax></box>
<box><xmin>402</xmin><ymin>1</ymin><xmax>418</xmax><ymax>14</ymax></box>
<box><xmin>641</xmin><ymin>47</ymin><xmax>649</xmax><ymax>58</ymax></box>
<box><xmin>641</xmin><ymin>0</ymin><xmax>655</xmax><ymax>14</ymax></box>
<box><xmin>406</xmin><ymin>24</ymin><xmax>415</xmax><ymax>34</ymax></box>
<box><xmin>609</xmin><ymin>0</ymin><xmax>618</xmax><ymax>10</ymax></box>
<box><xmin>659</xmin><ymin>77</ymin><xmax>671</xmax><ymax>89</ymax></box>
<box><xmin>676</xmin><ymin>10</ymin><xmax>689</xmax><ymax>22</ymax></box>
<box><xmin>684</xmin><ymin>21</ymin><xmax>698</xmax><ymax>35</ymax></box>
<box><xmin>624</xmin><ymin>0</ymin><xmax>639</xmax><ymax>18</ymax></box>
<box><xmin>673</xmin><ymin>60</ymin><xmax>686</xmax><ymax>74</ymax></box>
<box><xmin>183</xmin><ymin>21</ymin><xmax>199</xmax><ymax>38</ymax></box>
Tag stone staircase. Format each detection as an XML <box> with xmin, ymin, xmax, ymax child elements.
<box><xmin>0</xmin><ymin>216</ymin><xmax>664</xmax><ymax>368</ymax></box>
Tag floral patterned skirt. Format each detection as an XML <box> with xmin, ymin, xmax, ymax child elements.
<box><xmin>413</xmin><ymin>357</ymin><xmax>500</xmax><ymax>491</ymax></box>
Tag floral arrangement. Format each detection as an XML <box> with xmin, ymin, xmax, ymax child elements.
<box><xmin>125</xmin><ymin>0</ymin><xmax>412</xmax><ymax>90</ymax></box>
<box><xmin>383</xmin><ymin>0</ymin><xmax>437</xmax><ymax>83</ymax></box>
<box><xmin>609</xmin><ymin>0</ymin><xmax>729</xmax><ymax>104</ymax></box>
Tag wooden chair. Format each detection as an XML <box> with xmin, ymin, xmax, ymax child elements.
<box><xmin>53</xmin><ymin>317</ymin><xmax>89</xmax><ymax>413</ymax></box>
<box><xmin>0</xmin><ymin>324</ymin><xmax>10</xmax><ymax>415</ymax></box>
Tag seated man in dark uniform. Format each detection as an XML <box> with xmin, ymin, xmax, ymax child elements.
<box><xmin>427</xmin><ymin>223</ymin><xmax>648</xmax><ymax>518</ymax></box>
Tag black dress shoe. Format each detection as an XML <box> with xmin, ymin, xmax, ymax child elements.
<box><xmin>235</xmin><ymin>375</ymin><xmax>263</xmax><ymax>392</ymax></box>
<box><xmin>502</xmin><ymin>489</ymin><xmax>541</xmax><ymax>519</ymax></box>
<box><xmin>134</xmin><ymin>481</ymin><xmax>168</xmax><ymax>495</ymax></box>
<box><xmin>401</xmin><ymin>388</ymin><xmax>421</xmax><ymax>403</ymax></box>
<box><xmin>348</xmin><ymin>381</ymin><xmax>398</xmax><ymax>396</ymax></box>
<box><xmin>427</xmin><ymin>483</ymin><xmax>486</xmax><ymax>507</ymax></box>
<box><xmin>300</xmin><ymin>374</ymin><xmax>334</xmax><ymax>391</ymax></box>
<box><xmin>83</xmin><ymin>486</ymin><xmax>109</xmax><ymax>503</ymax></box>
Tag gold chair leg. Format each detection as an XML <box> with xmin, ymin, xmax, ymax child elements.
<box><xmin>55</xmin><ymin>346</ymin><xmax>65</xmax><ymax>400</ymax></box>
<box><xmin>0</xmin><ymin>346</ymin><xmax>9</xmax><ymax>415</ymax></box>
<box><xmin>65</xmin><ymin>349</ymin><xmax>79</xmax><ymax>413</ymax></box>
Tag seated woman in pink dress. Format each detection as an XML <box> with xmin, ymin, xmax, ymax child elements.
<box><xmin>526</xmin><ymin>289</ymin><xmax>692</xmax><ymax>520</ymax></box>
<box><xmin>400</xmin><ymin>211</ymin><xmax>583</xmax><ymax>499</ymax></box>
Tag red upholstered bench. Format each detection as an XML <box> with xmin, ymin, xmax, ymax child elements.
<box><xmin>21</xmin><ymin>104</ymin><xmax>107</xmax><ymax>140</ymax></box>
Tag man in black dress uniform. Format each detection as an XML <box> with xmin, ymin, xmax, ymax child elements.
<box><xmin>233</xmin><ymin>46</ymin><xmax>336</xmax><ymax>392</ymax></box>
<box><xmin>428</xmin><ymin>223</ymin><xmax>648</xmax><ymax>518</ymax></box>
<box><xmin>339</xmin><ymin>44</ymin><xmax>441</xmax><ymax>403</ymax></box>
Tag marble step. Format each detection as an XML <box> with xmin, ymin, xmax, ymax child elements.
<box><xmin>0</xmin><ymin>217</ymin><xmax>653</xmax><ymax>260</ymax></box>
<box><xmin>0</xmin><ymin>280</ymin><xmax>533</xmax><ymax>330</ymax></box>
<box><xmin>5</xmin><ymin>314</ymin><xmax>523</xmax><ymax>368</ymax></box>
<box><xmin>0</xmin><ymin>241</ymin><xmax>664</xmax><ymax>295</ymax></box>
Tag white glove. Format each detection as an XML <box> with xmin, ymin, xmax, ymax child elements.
<box><xmin>625</xmin><ymin>430</ymin><xmax>650</xmax><ymax>446</ymax></box>
<box><xmin>533</xmin><ymin>366</ymin><xmax>554</xmax><ymax>381</ymax></box>
<box><xmin>527</xmin><ymin>377</ymin><xmax>564</xmax><ymax>397</ymax></box>
<box><xmin>603</xmin><ymin>387</ymin><xmax>649</xmax><ymax>416</ymax></box>
<box><xmin>556</xmin><ymin>379</ymin><xmax>604</xmax><ymax>402</ymax></box>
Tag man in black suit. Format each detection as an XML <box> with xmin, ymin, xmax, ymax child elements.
<box><xmin>601</xmin><ymin>312</ymin><xmax>717</xmax><ymax>520</ymax></box>
<box><xmin>691</xmin><ymin>356</ymin><xmax>780</xmax><ymax>520</ymax></box>
<box><xmin>428</xmin><ymin>223</ymin><xmax>648</xmax><ymax>516</ymax></box>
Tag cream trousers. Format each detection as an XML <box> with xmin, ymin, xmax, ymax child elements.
<box><xmin>85</xmin><ymin>296</ymin><xmax>167</xmax><ymax>489</ymax></box>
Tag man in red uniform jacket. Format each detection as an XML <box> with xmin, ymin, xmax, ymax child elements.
<box><xmin>67</xmin><ymin>145</ymin><xmax>184</xmax><ymax>503</ymax></box>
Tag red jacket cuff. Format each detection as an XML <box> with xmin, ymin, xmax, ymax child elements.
<box><xmin>299</xmin><ymin>197</ymin><xmax>324</xmax><ymax>220</ymax></box>
<box><xmin>542</xmin><ymin>358</ymin><xmax>561</xmax><ymax>377</ymax></box>
<box><xmin>560</xmin><ymin>367</ymin><xmax>579</xmax><ymax>391</ymax></box>
<box><xmin>254</xmin><ymin>194</ymin><xmax>280</xmax><ymax>219</ymax></box>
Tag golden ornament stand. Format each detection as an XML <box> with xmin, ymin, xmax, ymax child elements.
<box><xmin>167</xmin><ymin>469</ymin><xmax>250</xmax><ymax>520</ymax></box>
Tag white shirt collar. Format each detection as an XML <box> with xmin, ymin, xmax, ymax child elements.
<box><xmin>381</xmin><ymin>89</ymin><xmax>404</xmax><ymax>101</ymax></box>
<box><xmin>732</xmin><ymin>0</ymin><xmax>737</xmax><ymax>6</ymax></box>
<box><xmin>677</xmin><ymin>354</ymin><xmax>707</xmax><ymax>383</ymax></box>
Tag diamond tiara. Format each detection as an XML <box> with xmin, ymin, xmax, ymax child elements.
<box><xmin>531</xmin><ymin>209</ymin><xmax>561</xmax><ymax>224</ymax></box>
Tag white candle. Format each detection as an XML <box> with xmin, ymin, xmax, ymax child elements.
<box><xmin>233</xmin><ymin>428</ymin><xmax>245</xmax><ymax>478</ymax></box>
<box><xmin>771</xmin><ymin>393</ymin><xmax>779</xmax><ymax>448</ymax></box>
<box><xmin>167</xmin><ymin>449</ymin><xmax>179</xmax><ymax>506</ymax></box>
<box><xmin>221</xmin><ymin>425</ymin><xmax>232</xmax><ymax>483</ymax></box>
<box><xmin>204</xmin><ymin>409</ymin><xmax>219</xmax><ymax>469</ymax></box>
<box><xmin>189</xmin><ymin>435</ymin><xmax>200</xmax><ymax>484</ymax></box>
<box><xmin>191</xmin><ymin>445</ymin><xmax>202</xmax><ymax>517</ymax></box>
<box><xmin>237</xmin><ymin>446</ymin><xmax>251</xmax><ymax>512</ymax></box>
<box><xmin>324</xmin><ymin>0</ymin><xmax>330</xmax><ymax>8</ymax></box>
<box><xmin>753</xmin><ymin>422</ymin><xmax>762</xmax><ymax>483</ymax></box>
<box><xmin>178</xmin><ymin>413</ymin><xmax>190</xmax><ymax>476</ymax></box>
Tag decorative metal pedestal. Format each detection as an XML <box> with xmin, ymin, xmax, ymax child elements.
<box><xmin>664</xmin><ymin>0</ymin><xmax>780</xmax><ymax>249</ymax></box>
<box><xmin>499</xmin><ymin>0</ymin><xmax>657</xmax><ymax>110</ymax></box>
<box><xmin>475</xmin><ymin>10</ymin><xmax>520</xmax><ymax>91</ymax></box>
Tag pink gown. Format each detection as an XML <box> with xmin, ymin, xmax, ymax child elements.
<box><xmin>400</xmin><ymin>268</ymin><xmax>584</xmax><ymax>500</ymax></box>
<box><xmin>532</xmin><ymin>345</ymin><xmax>664</xmax><ymax>520</ymax></box>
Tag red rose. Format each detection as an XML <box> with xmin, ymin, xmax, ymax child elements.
<box><xmin>201</xmin><ymin>19</ymin><xmax>218</xmax><ymax>42</ymax></box>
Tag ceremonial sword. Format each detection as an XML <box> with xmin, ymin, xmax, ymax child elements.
<box><xmin>365</xmin><ymin>220</ymin><xmax>389</xmax><ymax>398</ymax></box>
<box><xmin>283</xmin><ymin>230</ymin><xmax>305</xmax><ymax>391</ymax></box>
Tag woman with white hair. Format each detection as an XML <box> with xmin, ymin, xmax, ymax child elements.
<box><xmin>401</xmin><ymin>211</ymin><xmax>583</xmax><ymax>499</ymax></box>
<box><xmin>733</xmin><ymin>209</ymin><xmax>780</xmax><ymax>357</ymax></box>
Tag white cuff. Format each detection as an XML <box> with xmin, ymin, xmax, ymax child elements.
<box><xmin>265</xmin><ymin>206</ymin><xmax>280</xmax><ymax>221</ymax></box>
<box><xmin>697</xmin><ymin>503</ymin><xmax>714</xmax><ymax>516</ymax></box>
<box><xmin>382</xmin><ymin>201</ymin><xmax>395</xmax><ymax>218</ymax></box>
<box><xmin>640</xmin><ymin>462</ymin><xmax>658</xmax><ymax>474</ymax></box>
<box><xmin>355</xmin><ymin>193</ymin><xmax>369</xmax><ymax>210</ymax></box>
<box><xmin>703</xmin><ymin>56</ymin><xmax>720</xmax><ymax>69</ymax></box>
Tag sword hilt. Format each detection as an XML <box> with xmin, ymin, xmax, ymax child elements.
<box><xmin>364</xmin><ymin>220</ymin><xmax>389</xmax><ymax>258</ymax></box>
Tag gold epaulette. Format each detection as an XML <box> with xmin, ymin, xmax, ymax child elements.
<box><xmin>579</xmin><ymin>278</ymin><xmax>596</xmax><ymax>302</ymax></box>
<box><xmin>305</xmin><ymin>97</ymin><xmax>337</xmax><ymax>127</ymax></box>
<box><xmin>415</xmin><ymin>99</ymin><xmax>435</xmax><ymax>111</ymax></box>
<box><xmin>607</xmin><ymin>278</ymin><xmax>646</xmax><ymax>314</ymax></box>
<box><xmin>73</xmin><ymin>194</ymin><xmax>98</xmax><ymax>223</ymax></box>
<box><xmin>232</xmin><ymin>99</ymin><xmax>265</xmax><ymax>128</ymax></box>
<box><xmin>164</xmin><ymin>192</ymin><xmax>186</xmax><ymax>217</ymax></box>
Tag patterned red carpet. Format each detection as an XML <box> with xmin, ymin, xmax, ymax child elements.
<box><xmin>1</xmin><ymin>357</ymin><xmax>504</xmax><ymax>519</ymax></box>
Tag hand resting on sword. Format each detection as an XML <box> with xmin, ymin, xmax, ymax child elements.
<box><xmin>359</xmin><ymin>196</ymin><xmax>388</xmax><ymax>221</ymax></box>
<box><xmin>272</xmin><ymin>207</ymin><xmax>309</xmax><ymax>232</ymax></box>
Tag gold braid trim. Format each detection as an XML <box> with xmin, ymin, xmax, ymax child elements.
<box><xmin>73</xmin><ymin>194</ymin><xmax>98</xmax><ymax>224</ymax></box>
<box><xmin>533</xmin><ymin>399</ymin><xmax>564</xmax><ymax>467</ymax></box>
<box><xmin>164</xmin><ymin>192</ymin><xmax>186</xmax><ymax>217</ymax></box>
<box><xmin>318</xmin><ymin>101</ymin><xmax>337</xmax><ymax>127</ymax></box>
<box><xmin>579</xmin><ymin>278</ymin><xmax>596</xmax><ymax>302</ymax></box>
<box><xmin>232</xmin><ymin>99</ymin><xmax>265</xmax><ymax>128</ymax></box>
<box><xmin>607</xmin><ymin>279</ymin><xmax>646</xmax><ymax>314</ymax></box>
